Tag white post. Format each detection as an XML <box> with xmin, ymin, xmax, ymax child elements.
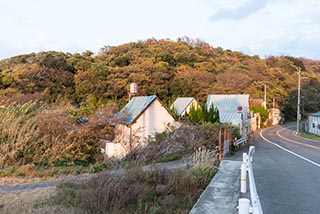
<box><xmin>241</xmin><ymin>163</ymin><xmax>247</xmax><ymax>193</ymax></box>
<box><xmin>242</xmin><ymin>152</ymin><xmax>247</xmax><ymax>163</ymax></box>
<box><xmin>239</xmin><ymin>198</ymin><xmax>250</xmax><ymax>214</ymax></box>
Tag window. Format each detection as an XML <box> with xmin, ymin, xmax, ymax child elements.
<box><xmin>313</xmin><ymin>123</ymin><xmax>315</xmax><ymax>128</ymax></box>
<box><xmin>318</xmin><ymin>124</ymin><xmax>320</xmax><ymax>129</ymax></box>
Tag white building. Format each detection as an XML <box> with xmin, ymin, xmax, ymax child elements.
<box><xmin>206</xmin><ymin>94</ymin><xmax>254</xmax><ymax>136</ymax></box>
<box><xmin>308</xmin><ymin>112</ymin><xmax>320</xmax><ymax>136</ymax></box>
<box><xmin>109</xmin><ymin>95</ymin><xmax>178</xmax><ymax>158</ymax></box>
<box><xmin>171</xmin><ymin>97</ymin><xmax>199</xmax><ymax>117</ymax></box>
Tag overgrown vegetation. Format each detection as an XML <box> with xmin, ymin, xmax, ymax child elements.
<box><xmin>250</xmin><ymin>104</ymin><xmax>270</xmax><ymax>126</ymax></box>
<box><xmin>55</xmin><ymin>147</ymin><xmax>218</xmax><ymax>213</ymax></box>
<box><xmin>0</xmin><ymin>101</ymin><xmax>117</xmax><ymax>177</ymax></box>
<box><xmin>131</xmin><ymin>122</ymin><xmax>222</xmax><ymax>166</ymax></box>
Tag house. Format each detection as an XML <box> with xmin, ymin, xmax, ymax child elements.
<box><xmin>171</xmin><ymin>97</ymin><xmax>199</xmax><ymax>117</ymax></box>
<box><xmin>308</xmin><ymin>112</ymin><xmax>320</xmax><ymax>136</ymax></box>
<box><xmin>249</xmin><ymin>99</ymin><xmax>264</xmax><ymax>107</ymax></box>
<box><xmin>206</xmin><ymin>94</ymin><xmax>254</xmax><ymax>136</ymax></box>
<box><xmin>110</xmin><ymin>95</ymin><xmax>178</xmax><ymax>157</ymax></box>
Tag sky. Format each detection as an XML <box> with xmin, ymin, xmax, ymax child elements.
<box><xmin>1</xmin><ymin>0</ymin><xmax>320</xmax><ymax>60</ymax></box>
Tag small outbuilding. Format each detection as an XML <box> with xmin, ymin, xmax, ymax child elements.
<box><xmin>206</xmin><ymin>94</ymin><xmax>250</xmax><ymax>124</ymax></box>
<box><xmin>308</xmin><ymin>112</ymin><xmax>320</xmax><ymax>136</ymax></box>
<box><xmin>206</xmin><ymin>94</ymin><xmax>253</xmax><ymax>136</ymax></box>
<box><xmin>112</xmin><ymin>95</ymin><xmax>178</xmax><ymax>156</ymax></box>
<box><xmin>171</xmin><ymin>97</ymin><xmax>199</xmax><ymax>117</ymax></box>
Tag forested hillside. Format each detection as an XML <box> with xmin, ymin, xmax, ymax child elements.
<box><xmin>1</xmin><ymin>38</ymin><xmax>320</xmax><ymax>120</ymax></box>
<box><xmin>1</xmin><ymin>37</ymin><xmax>320</xmax><ymax>119</ymax></box>
<box><xmin>0</xmin><ymin>37</ymin><xmax>320</xmax><ymax>173</ymax></box>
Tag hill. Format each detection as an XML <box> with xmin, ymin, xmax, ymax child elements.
<box><xmin>0</xmin><ymin>37</ymin><xmax>320</xmax><ymax>173</ymax></box>
<box><xmin>1</xmin><ymin>37</ymin><xmax>319</xmax><ymax>119</ymax></box>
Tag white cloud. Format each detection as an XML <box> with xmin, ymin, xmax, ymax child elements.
<box><xmin>210</xmin><ymin>0</ymin><xmax>272</xmax><ymax>20</ymax></box>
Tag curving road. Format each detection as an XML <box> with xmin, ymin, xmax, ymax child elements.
<box><xmin>252</xmin><ymin>123</ymin><xmax>320</xmax><ymax>214</ymax></box>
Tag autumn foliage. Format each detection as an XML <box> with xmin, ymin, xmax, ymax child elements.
<box><xmin>0</xmin><ymin>37</ymin><xmax>320</xmax><ymax>172</ymax></box>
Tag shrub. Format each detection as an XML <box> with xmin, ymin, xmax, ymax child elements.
<box><xmin>56</xmin><ymin>182</ymin><xmax>81</xmax><ymax>207</ymax></box>
<box><xmin>57</xmin><ymin>163</ymin><xmax>217</xmax><ymax>213</ymax></box>
<box><xmin>133</xmin><ymin>122</ymin><xmax>220</xmax><ymax>166</ymax></box>
<box><xmin>156</xmin><ymin>154</ymin><xmax>182</xmax><ymax>163</ymax></box>
<box><xmin>0</xmin><ymin>102</ymin><xmax>116</xmax><ymax>175</ymax></box>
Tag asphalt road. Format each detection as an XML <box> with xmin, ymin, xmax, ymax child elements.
<box><xmin>252</xmin><ymin>123</ymin><xmax>320</xmax><ymax>214</ymax></box>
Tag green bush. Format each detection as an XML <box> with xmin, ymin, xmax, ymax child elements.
<box><xmin>156</xmin><ymin>154</ymin><xmax>182</xmax><ymax>163</ymax></box>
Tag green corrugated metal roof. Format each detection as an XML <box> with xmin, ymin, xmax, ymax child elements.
<box><xmin>116</xmin><ymin>95</ymin><xmax>157</xmax><ymax>125</ymax></box>
<box><xmin>206</xmin><ymin>94</ymin><xmax>249</xmax><ymax>124</ymax></box>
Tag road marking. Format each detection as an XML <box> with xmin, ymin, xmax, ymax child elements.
<box><xmin>260</xmin><ymin>129</ymin><xmax>320</xmax><ymax>168</ymax></box>
<box><xmin>276</xmin><ymin>128</ymin><xmax>320</xmax><ymax>151</ymax></box>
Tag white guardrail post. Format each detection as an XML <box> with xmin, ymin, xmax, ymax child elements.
<box><xmin>241</xmin><ymin>153</ymin><xmax>247</xmax><ymax>193</ymax></box>
<box><xmin>238</xmin><ymin>146</ymin><xmax>263</xmax><ymax>214</ymax></box>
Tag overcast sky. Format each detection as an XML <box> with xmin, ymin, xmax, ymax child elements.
<box><xmin>1</xmin><ymin>0</ymin><xmax>320</xmax><ymax>60</ymax></box>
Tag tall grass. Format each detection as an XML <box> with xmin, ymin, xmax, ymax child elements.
<box><xmin>57</xmin><ymin>161</ymin><xmax>217</xmax><ymax>213</ymax></box>
<box><xmin>0</xmin><ymin>101</ymin><xmax>116</xmax><ymax>176</ymax></box>
<box><xmin>55</xmin><ymin>144</ymin><xmax>219</xmax><ymax>213</ymax></box>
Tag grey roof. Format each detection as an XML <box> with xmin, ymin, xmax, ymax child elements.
<box><xmin>206</xmin><ymin>94</ymin><xmax>249</xmax><ymax>124</ymax></box>
<box><xmin>309</xmin><ymin>112</ymin><xmax>320</xmax><ymax>117</ymax></box>
<box><xmin>116</xmin><ymin>95</ymin><xmax>157</xmax><ymax>125</ymax></box>
<box><xmin>219</xmin><ymin>113</ymin><xmax>242</xmax><ymax>124</ymax></box>
<box><xmin>172</xmin><ymin>97</ymin><xmax>195</xmax><ymax>116</ymax></box>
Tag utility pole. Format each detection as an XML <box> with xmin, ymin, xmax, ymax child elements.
<box><xmin>296</xmin><ymin>67</ymin><xmax>301</xmax><ymax>134</ymax></box>
<box><xmin>263</xmin><ymin>84</ymin><xmax>267</xmax><ymax>108</ymax></box>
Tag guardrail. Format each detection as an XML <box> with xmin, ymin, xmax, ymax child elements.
<box><xmin>239</xmin><ymin>146</ymin><xmax>263</xmax><ymax>214</ymax></box>
<box><xmin>236</xmin><ymin>137</ymin><xmax>248</xmax><ymax>147</ymax></box>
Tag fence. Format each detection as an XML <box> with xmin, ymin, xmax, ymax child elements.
<box><xmin>236</xmin><ymin>137</ymin><xmax>248</xmax><ymax>147</ymax></box>
<box><xmin>239</xmin><ymin>146</ymin><xmax>263</xmax><ymax>214</ymax></box>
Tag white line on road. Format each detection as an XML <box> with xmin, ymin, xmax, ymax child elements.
<box><xmin>276</xmin><ymin>128</ymin><xmax>320</xmax><ymax>151</ymax></box>
<box><xmin>260</xmin><ymin>129</ymin><xmax>320</xmax><ymax>168</ymax></box>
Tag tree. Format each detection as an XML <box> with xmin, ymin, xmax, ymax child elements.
<box><xmin>187</xmin><ymin>103</ymin><xmax>219</xmax><ymax>124</ymax></box>
<box><xmin>250</xmin><ymin>105</ymin><xmax>270</xmax><ymax>125</ymax></box>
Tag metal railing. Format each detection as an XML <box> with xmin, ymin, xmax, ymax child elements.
<box><xmin>239</xmin><ymin>146</ymin><xmax>263</xmax><ymax>214</ymax></box>
<box><xmin>236</xmin><ymin>137</ymin><xmax>248</xmax><ymax>147</ymax></box>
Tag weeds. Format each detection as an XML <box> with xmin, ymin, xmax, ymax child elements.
<box><xmin>0</xmin><ymin>102</ymin><xmax>116</xmax><ymax>175</ymax></box>
<box><xmin>155</xmin><ymin>154</ymin><xmax>182</xmax><ymax>163</ymax></box>
<box><xmin>133</xmin><ymin>122</ymin><xmax>220</xmax><ymax>166</ymax></box>
<box><xmin>298</xmin><ymin>131</ymin><xmax>320</xmax><ymax>141</ymax></box>
<box><xmin>56</xmin><ymin>160</ymin><xmax>217</xmax><ymax>213</ymax></box>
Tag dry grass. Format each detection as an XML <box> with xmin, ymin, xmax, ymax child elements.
<box><xmin>0</xmin><ymin>102</ymin><xmax>116</xmax><ymax>175</ymax></box>
<box><xmin>132</xmin><ymin>122</ymin><xmax>220</xmax><ymax>166</ymax></box>
<box><xmin>55</xmin><ymin>147</ymin><xmax>219</xmax><ymax>214</ymax></box>
<box><xmin>0</xmin><ymin>187</ymin><xmax>73</xmax><ymax>214</ymax></box>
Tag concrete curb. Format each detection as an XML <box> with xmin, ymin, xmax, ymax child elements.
<box><xmin>190</xmin><ymin>160</ymin><xmax>241</xmax><ymax>214</ymax></box>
